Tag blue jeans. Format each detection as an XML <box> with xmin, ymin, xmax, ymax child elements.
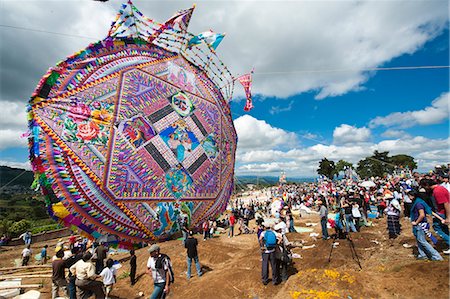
<box><xmin>228</xmin><ymin>225</ymin><xmax>234</xmax><ymax>237</ymax></box>
<box><xmin>321</xmin><ymin>217</ymin><xmax>329</xmax><ymax>239</ymax></box>
<box><xmin>416</xmin><ymin>227</ymin><xmax>443</xmax><ymax>260</ymax></box>
<box><xmin>150</xmin><ymin>282</ymin><xmax>166</xmax><ymax>299</ymax></box>
<box><xmin>344</xmin><ymin>214</ymin><xmax>357</xmax><ymax>233</ymax></box>
<box><xmin>432</xmin><ymin>213</ymin><xmax>449</xmax><ymax>246</ymax></box>
<box><xmin>186</xmin><ymin>256</ymin><xmax>202</xmax><ymax>278</ymax></box>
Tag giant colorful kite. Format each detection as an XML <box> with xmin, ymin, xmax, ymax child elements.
<box><xmin>27</xmin><ymin>1</ymin><xmax>247</xmax><ymax>247</ymax></box>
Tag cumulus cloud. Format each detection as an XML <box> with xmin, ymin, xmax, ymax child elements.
<box><xmin>370</xmin><ymin>92</ymin><xmax>449</xmax><ymax>128</ymax></box>
<box><xmin>381</xmin><ymin>129</ymin><xmax>410</xmax><ymax>139</ymax></box>
<box><xmin>0</xmin><ymin>101</ymin><xmax>28</xmax><ymax>130</ymax></box>
<box><xmin>333</xmin><ymin>124</ymin><xmax>371</xmax><ymax>145</ymax></box>
<box><xmin>0</xmin><ymin>129</ymin><xmax>27</xmax><ymax>150</ymax></box>
<box><xmin>234</xmin><ymin>118</ymin><xmax>448</xmax><ymax>177</ymax></box>
<box><xmin>234</xmin><ymin>115</ymin><xmax>298</xmax><ymax>151</ymax></box>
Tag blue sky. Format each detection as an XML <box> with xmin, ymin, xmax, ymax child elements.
<box><xmin>0</xmin><ymin>0</ymin><xmax>449</xmax><ymax>178</ymax></box>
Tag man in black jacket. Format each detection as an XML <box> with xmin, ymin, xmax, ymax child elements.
<box><xmin>184</xmin><ymin>231</ymin><xmax>203</xmax><ymax>279</ymax></box>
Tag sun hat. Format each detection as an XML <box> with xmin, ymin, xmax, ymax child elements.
<box><xmin>148</xmin><ymin>244</ymin><xmax>160</xmax><ymax>253</ymax></box>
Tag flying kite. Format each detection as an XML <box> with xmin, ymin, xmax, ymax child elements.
<box><xmin>27</xmin><ymin>1</ymin><xmax>250</xmax><ymax>247</ymax></box>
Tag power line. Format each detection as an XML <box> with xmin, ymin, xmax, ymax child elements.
<box><xmin>0</xmin><ymin>24</ymin><xmax>100</xmax><ymax>40</ymax></box>
<box><xmin>255</xmin><ymin>65</ymin><xmax>450</xmax><ymax>75</ymax></box>
<box><xmin>1</xmin><ymin>24</ymin><xmax>448</xmax><ymax>75</ymax></box>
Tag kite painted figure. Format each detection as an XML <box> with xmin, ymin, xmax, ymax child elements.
<box><xmin>26</xmin><ymin>1</ymin><xmax>245</xmax><ymax>247</ymax></box>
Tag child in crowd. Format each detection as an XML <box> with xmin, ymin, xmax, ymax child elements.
<box><xmin>100</xmin><ymin>259</ymin><xmax>117</xmax><ymax>299</ymax></box>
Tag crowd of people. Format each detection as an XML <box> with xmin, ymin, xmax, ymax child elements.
<box><xmin>6</xmin><ymin>165</ymin><xmax>449</xmax><ymax>298</ymax></box>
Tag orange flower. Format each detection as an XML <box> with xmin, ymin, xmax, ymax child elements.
<box><xmin>91</xmin><ymin>108</ymin><xmax>112</xmax><ymax>125</ymax></box>
<box><xmin>76</xmin><ymin>121</ymin><xmax>99</xmax><ymax>141</ymax></box>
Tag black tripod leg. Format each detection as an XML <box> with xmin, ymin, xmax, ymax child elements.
<box><xmin>347</xmin><ymin>236</ymin><xmax>362</xmax><ymax>269</ymax></box>
<box><xmin>328</xmin><ymin>235</ymin><xmax>337</xmax><ymax>263</ymax></box>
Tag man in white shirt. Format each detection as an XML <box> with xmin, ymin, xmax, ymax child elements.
<box><xmin>70</xmin><ymin>252</ymin><xmax>105</xmax><ymax>299</ymax></box>
<box><xmin>147</xmin><ymin>244</ymin><xmax>171</xmax><ymax>299</ymax></box>
<box><xmin>21</xmin><ymin>245</ymin><xmax>32</xmax><ymax>266</ymax></box>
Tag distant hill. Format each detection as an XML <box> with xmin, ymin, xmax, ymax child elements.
<box><xmin>0</xmin><ymin>166</ymin><xmax>34</xmax><ymax>188</ymax></box>
<box><xmin>0</xmin><ymin>165</ymin><xmax>315</xmax><ymax>190</ymax></box>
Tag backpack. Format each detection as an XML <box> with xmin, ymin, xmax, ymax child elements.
<box><xmin>155</xmin><ymin>254</ymin><xmax>175</xmax><ymax>284</ymax></box>
<box><xmin>263</xmin><ymin>230</ymin><xmax>277</xmax><ymax>249</ymax></box>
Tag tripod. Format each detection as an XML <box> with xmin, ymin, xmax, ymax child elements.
<box><xmin>328</xmin><ymin>213</ymin><xmax>362</xmax><ymax>270</ymax></box>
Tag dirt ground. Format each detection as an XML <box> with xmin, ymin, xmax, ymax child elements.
<box><xmin>1</xmin><ymin>213</ymin><xmax>448</xmax><ymax>299</ymax></box>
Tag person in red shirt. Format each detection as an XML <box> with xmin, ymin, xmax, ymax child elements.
<box><xmin>228</xmin><ymin>212</ymin><xmax>236</xmax><ymax>238</ymax></box>
<box><xmin>421</xmin><ymin>179</ymin><xmax>449</xmax><ymax>254</ymax></box>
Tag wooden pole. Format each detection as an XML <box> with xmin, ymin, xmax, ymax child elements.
<box><xmin>0</xmin><ymin>274</ymin><xmax>51</xmax><ymax>280</ymax></box>
<box><xmin>0</xmin><ymin>265</ymin><xmax>51</xmax><ymax>272</ymax></box>
<box><xmin>0</xmin><ymin>284</ymin><xmax>43</xmax><ymax>290</ymax></box>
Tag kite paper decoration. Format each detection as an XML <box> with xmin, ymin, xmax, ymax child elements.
<box><xmin>187</xmin><ymin>30</ymin><xmax>225</xmax><ymax>50</ymax></box>
<box><xmin>237</xmin><ymin>73</ymin><xmax>253</xmax><ymax>111</ymax></box>
<box><xmin>27</xmin><ymin>1</ymin><xmax>238</xmax><ymax>247</ymax></box>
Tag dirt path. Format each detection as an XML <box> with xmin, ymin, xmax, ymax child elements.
<box><xmin>1</xmin><ymin>214</ymin><xmax>448</xmax><ymax>299</ymax></box>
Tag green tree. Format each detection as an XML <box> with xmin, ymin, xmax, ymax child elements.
<box><xmin>356</xmin><ymin>151</ymin><xmax>394</xmax><ymax>178</ymax></box>
<box><xmin>391</xmin><ymin>154</ymin><xmax>417</xmax><ymax>170</ymax></box>
<box><xmin>317</xmin><ymin>158</ymin><xmax>336</xmax><ymax>179</ymax></box>
<box><xmin>335</xmin><ymin>160</ymin><xmax>353</xmax><ymax>175</ymax></box>
<box><xmin>9</xmin><ymin>219</ymin><xmax>32</xmax><ymax>237</ymax></box>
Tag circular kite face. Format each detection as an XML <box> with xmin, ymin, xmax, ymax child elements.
<box><xmin>28</xmin><ymin>6</ymin><xmax>237</xmax><ymax>246</ymax></box>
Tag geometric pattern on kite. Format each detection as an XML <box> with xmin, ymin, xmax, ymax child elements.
<box><xmin>27</xmin><ymin>2</ymin><xmax>237</xmax><ymax>246</ymax></box>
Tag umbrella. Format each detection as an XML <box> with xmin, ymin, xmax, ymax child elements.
<box><xmin>360</xmin><ymin>181</ymin><xmax>376</xmax><ymax>188</ymax></box>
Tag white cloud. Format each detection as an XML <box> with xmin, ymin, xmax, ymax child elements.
<box><xmin>0</xmin><ymin>101</ymin><xmax>28</xmax><ymax>130</ymax></box>
<box><xmin>269</xmin><ymin>101</ymin><xmax>294</xmax><ymax>115</ymax></box>
<box><xmin>381</xmin><ymin>129</ymin><xmax>410</xmax><ymax>139</ymax></box>
<box><xmin>333</xmin><ymin>124</ymin><xmax>371</xmax><ymax>145</ymax></box>
<box><xmin>234</xmin><ymin>115</ymin><xmax>298</xmax><ymax>151</ymax></box>
<box><xmin>0</xmin><ymin>160</ymin><xmax>31</xmax><ymax>170</ymax></box>
<box><xmin>370</xmin><ymin>92</ymin><xmax>449</xmax><ymax>128</ymax></box>
<box><xmin>0</xmin><ymin>129</ymin><xmax>27</xmax><ymax>150</ymax></box>
<box><xmin>234</xmin><ymin>117</ymin><xmax>448</xmax><ymax>177</ymax></box>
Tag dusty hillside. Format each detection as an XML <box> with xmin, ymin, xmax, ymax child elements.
<box><xmin>1</xmin><ymin>214</ymin><xmax>448</xmax><ymax>299</ymax></box>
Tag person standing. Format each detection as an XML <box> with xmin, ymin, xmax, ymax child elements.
<box><xmin>146</xmin><ymin>244</ymin><xmax>172</xmax><ymax>299</ymax></box>
<box><xmin>70</xmin><ymin>252</ymin><xmax>105</xmax><ymax>299</ymax></box>
<box><xmin>95</xmin><ymin>242</ymin><xmax>108</xmax><ymax>274</ymax></box>
<box><xmin>19</xmin><ymin>231</ymin><xmax>32</xmax><ymax>246</ymax></box>
<box><xmin>65</xmin><ymin>247</ymin><xmax>83</xmax><ymax>299</ymax></box>
<box><xmin>130</xmin><ymin>249</ymin><xmax>137</xmax><ymax>286</ymax></box>
<box><xmin>422</xmin><ymin>179</ymin><xmax>450</xmax><ymax>254</ymax></box>
<box><xmin>99</xmin><ymin>259</ymin><xmax>116</xmax><ymax>299</ymax></box>
<box><xmin>259</xmin><ymin>225</ymin><xmax>279</xmax><ymax>285</ymax></box>
<box><xmin>40</xmin><ymin>245</ymin><xmax>49</xmax><ymax>265</ymax></box>
<box><xmin>228</xmin><ymin>213</ymin><xmax>236</xmax><ymax>238</ymax></box>
<box><xmin>202</xmin><ymin>220</ymin><xmax>209</xmax><ymax>241</ymax></box>
<box><xmin>21</xmin><ymin>245</ymin><xmax>32</xmax><ymax>266</ymax></box>
<box><xmin>386</xmin><ymin>198</ymin><xmax>401</xmax><ymax>239</ymax></box>
<box><xmin>184</xmin><ymin>231</ymin><xmax>203</xmax><ymax>279</ymax></box>
<box><xmin>409</xmin><ymin>190</ymin><xmax>443</xmax><ymax>261</ymax></box>
<box><xmin>52</xmin><ymin>250</ymin><xmax>67</xmax><ymax>299</ymax></box>
<box><xmin>318</xmin><ymin>200</ymin><xmax>329</xmax><ymax>240</ymax></box>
